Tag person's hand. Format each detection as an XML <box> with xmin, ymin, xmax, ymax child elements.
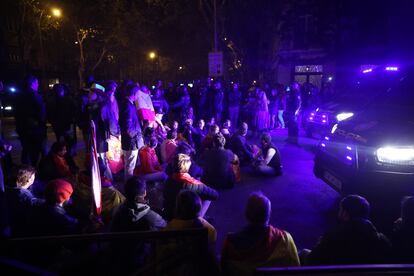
<box><xmin>3</xmin><ymin>143</ymin><xmax>12</xmax><ymax>153</ymax></box>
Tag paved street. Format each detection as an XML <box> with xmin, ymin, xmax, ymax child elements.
<box><xmin>1</xmin><ymin>118</ymin><xmax>340</xmax><ymax>253</ymax></box>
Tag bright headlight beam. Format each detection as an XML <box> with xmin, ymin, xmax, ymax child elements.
<box><xmin>376</xmin><ymin>147</ymin><xmax>414</xmax><ymax>165</ymax></box>
<box><xmin>331</xmin><ymin>124</ymin><xmax>338</xmax><ymax>134</ymax></box>
<box><xmin>336</xmin><ymin>112</ymin><xmax>354</xmax><ymax>122</ymax></box>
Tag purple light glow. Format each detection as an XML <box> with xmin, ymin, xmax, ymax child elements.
<box><xmin>322</xmin><ymin>120</ymin><xmax>327</xmax><ymax>123</ymax></box>
<box><xmin>346</xmin><ymin>146</ymin><xmax>352</xmax><ymax>150</ymax></box>
<box><xmin>362</xmin><ymin>68</ymin><xmax>373</xmax><ymax>74</ymax></box>
<box><xmin>311</xmin><ymin>113</ymin><xmax>315</xmax><ymax>116</ymax></box>
<box><xmin>309</xmin><ymin>117</ymin><xmax>314</xmax><ymax>121</ymax></box>
<box><xmin>385</xmin><ymin>66</ymin><xmax>399</xmax><ymax>71</ymax></box>
<box><xmin>322</xmin><ymin>114</ymin><xmax>327</xmax><ymax>118</ymax></box>
<box><xmin>324</xmin><ymin>136</ymin><xmax>330</xmax><ymax>141</ymax></box>
<box><xmin>346</xmin><ymin>156</ymin><xmax>353</xmax><ymax>161</ymax></box>
<box><xmin>321</xmin><ymin>143</ymin><xmax>326</xmax><ymax>148</ymax></box>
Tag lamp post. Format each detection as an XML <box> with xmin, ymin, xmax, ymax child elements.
<box><xmin>38</xmin><ymin>7</ymin><xmax>62</xmax><ymax>86</ymax></box>
<box><xmin>148</xmin><ymin>51</ymin><xmax>157</xmax><ymax>83</ymax></box>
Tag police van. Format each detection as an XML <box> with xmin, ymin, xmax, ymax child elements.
<box><xmin>314</xmin><ymin>66</ymin><xmax>414</xmax><ymax>200</ymax></box>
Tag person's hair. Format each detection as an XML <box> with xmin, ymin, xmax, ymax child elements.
<box><xmin>340</xmin><ymin>195</ymin><xmax>370</xmax><ymax>220</ymax></box>
<box><xmin>239</xmin><ymin>122</ymin><xmax>248</xmax><ymax>135</ymax></box>
<box><xmin>213</xmin><ymin>133</ymin><xmax>226</xmax><ymax>148</ymax></box>
<box><xmin>401</xmin><ymin>196</ymin><xmax>414</xmax><ymax>227</ymax></box>
<box><xmin>125</xmin><ymin>176</ymin><xmax>146</xmax><ymax>201</ymax></box>
<box><xmin>173</xmin><ymin>153</ymin><xmax>192</xmax><ymax>173</ymax></box>
<box><xmin>175</xmin><ymin>190</ymin><xmax>202</xmax><ymax>220</ymax></box>
<box><xmin>245</xmin><ymin>192</ymin><xmax>271</xmax><ymax>225</ymax></box>
<box><xmin>50</xmin><ymin>141</ymin><xmax>66</xmax><ymax>154</ymax></box>
<box><xmin>53</xmin><ymin>83</ymin><xmax>64</xmax><ymax>95</ymax></box>
<box><xmin>261</xmin><ymin>133</ymin><xmax>272</xmax><ymax>145</ymax></box>
<box><xmin>125</xmin><ymin>84</ymin><xmax>139</xmax><ymax>97</ymax></box>
<box><xmin>106</xmin><ymin>80</ymin><xmax>117</xmax><ymax>91</ymax></box>
<box><xmin>167</xmin><ymin>129</ymin><xmax>178</xmax><ymax>140</ymax></box>
<box><xmin>176</xmin><ymin>141</ymin><xmax>194</xmax><ymax>156</ymax></box>
<box><xmin>209</xmin><ymin>124</ymin><xmax>219</xmax><ymax>135</ymax></box>
<box><xmin>16</xmin><ymin>165</ymin><xmax>36</xmax><ymax>188</ymax></box>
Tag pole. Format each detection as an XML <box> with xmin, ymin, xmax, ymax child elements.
<box><xmin>213</xmin><ymin>0</ymin><xmax>217</xmax><ymax>52</ymax></box>
<box><xmin>38</xmin><ymin>10</ymin><xmax>46</xmax><ymax>87</ymax></box>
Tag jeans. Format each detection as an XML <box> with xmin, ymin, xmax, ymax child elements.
<box><xmin>123</xmin><ymin>149</ymin><xmax>139</xmax><ymax>183</ymax></box>
<box><xmin>200</xmin><ymin>200</ymin><xmax>211</xmax><ymax>218</ymax></box>
<box><xmin>278</xmin><ymin>110</ymin><xmax>285</xmax><ymax>128</ymax></box>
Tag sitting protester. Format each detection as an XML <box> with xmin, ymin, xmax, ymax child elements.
<box><xmin>165</xmin><ymin>190</ymin><xmax>217</xmax><ymax>244</ymax></box>
<box><xmin>29</xmin><ymin>179</ymin><xmax>79</xmax><ymax>236</ymax></box>
<box><xmin>307</xmin><ymin>195</ymin><xmax>391</xmax><ymax>265</ymax></box>
<box><xmin>134</xmin><ymin>136</ymin><xmax>167</xmax><ymax>183</ymax></box>
<box><xmin>221</xmin><ymin>119</ymin><xmax>232</xmax><ymax>143</ymax></box>
<box><xmin>199</xmin><ymin>124</ymin><xmax>219</xmax><ymax>154</ymax></box>
<box><xmin>160</xmin><ymin>129</ymin><xmax>178</xmax><ymax>163</ymax></box>
<box><xmin>5</xmin><ymin>165</ymin><xmax>43</xmax><ymax>236</ymax></box>
<box><xmin>391</xmin><ymin>196</ymin><xmax>414</xmax><ymax>263</ymax></box>
<box><xmin>221</xmin><ymin>192</ymin><xmax>299</xmax><ymax>275</ymax></box>
<box><xmin>164</xmin><ymin>154</ymin><xmax>218</xmax><ymax>220</ymax></box>
<box><xmin>200</xmin><ymin>133</ymin><xmax>236</xmax><ymax>189</ymax></box>
<box><xmin>229</xmin><ymin>122</ymin><xmax>254</xmax><ymax>165</ymax></box>
<box><xmin>71</xmin><ymin>159</ymin><xmax>125</xmax><ymax>224</ymax></box>
<box><xmin>111</xmin><ymin>176</ymin><xmax>166</xmax><ymax>232</ymax></box>
<box><xmin>38</xmin><ymin>141</ymin><xmax>77</xmax><ymax>182</ymax></box>
<box><xmin>166</xmin><ymin>141</ymin><xmax>203</xmax><ymax>180</ymax></box>
<box><xmin>253</xmin><ymin>133</ymin><xmax>282</xmax><ymax>176</ymax></box>
<box><xmin>111</xmin><ymin>176</ymin><xmax>166</xmax><ymax>274</ymax></box>
<box><xmin>192</xmin><ymin>119</ymin><xmax>206</xmax><ymax>151</ymax></box>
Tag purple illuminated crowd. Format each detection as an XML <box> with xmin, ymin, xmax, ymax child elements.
<box><xmin>0</xmin><ymin>75</ymin><xmax>413</xmax><ymax>274</ymax></box>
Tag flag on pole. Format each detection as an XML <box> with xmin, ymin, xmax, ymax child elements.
<box><xmin>135</xmin><ymin>89</ymin><xmax>156</xmax><ymax>126</ymax></box>
<box><xmin>90</xmin><ymin>120</ymin><xmax>102</xmax><ymax>216</ymax></box>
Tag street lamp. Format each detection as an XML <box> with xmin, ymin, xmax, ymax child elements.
<box><xmin>149</xmin><ymin>51</ymin><xmax>156</xmax><ymax>60</ymax></box>
<box><xmin>51</xmin><ymin>8</ymin><xmax>62</xmax><ymax>18</ymax></box>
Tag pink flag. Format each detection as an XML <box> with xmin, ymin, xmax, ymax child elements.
<box><xmin>90</xmin><ymin>120</ymin><xmax>102</xmax><ymax>216</ymax></box>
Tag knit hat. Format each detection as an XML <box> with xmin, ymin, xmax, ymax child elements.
<box><xmin>45</xmin><ymin>179</ymin><xmax>73</xmax><ymax>204</ymax></box>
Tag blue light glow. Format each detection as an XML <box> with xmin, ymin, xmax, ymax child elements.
<box><xmin>362</xmin><ymin>68</ymin><xmax>373</xmax><ymax>74</ymax></box>
<box><xmin>346</xmin><ymin>156</ymin><xmax>353</xmax><ymax>161</ymax></box>
<box><xmin>321</xmin><ymin>143</ymin><xmax>326</xmax><ymax>148</ymax></box>
<box><xmin>346</xmin><ymin>146</ymin><xmax>352</xmax><ymax>150</ymax></box>
<box><xmin>324</xmin><ymin>136</ymin><xmax>330</xmax><ymax>141</ymax></box>
<box><xmin>9</xmin><ymin>87</ymin><xmax>16</xmax><ymax>93</ymax></box>
<box><xmin>385</xmin><ymin>66</ymin><xmax>399</xmax><ymax>71</ymax></box>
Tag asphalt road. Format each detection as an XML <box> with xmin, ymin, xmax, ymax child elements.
<box><xmin>1</xmin><ymin>118</ymin><xmax>340</xmax><ymax>253</ymax></box>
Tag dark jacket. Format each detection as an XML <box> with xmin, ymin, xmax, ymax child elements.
<box><xmin>200</xmin><ymin>148</ymin><xmax>235</xmax><ymax>189</ymax></box>
<box><xmin>391</xmin><ymin>220</ymin><xmax>414</xmax><ymax>263</ymax></box>
<box><xmin>119</xmin><ymin>99</ymin><xmax>142</xmax><ymax>151</ymax></box>
<box><xmin>47</xmin><ymin>95</ymin><xmax>76</xmax><ymax>136</ymax></box>
<box><xmin>14</xmin><ymin>89</ymin><xmax>47</xmax><ymax>139</ymax></box>
<box><xmin>229</xmin><ymin>133</ymin><xmax>253</xmax><ymax>163</ymax></box>
<box><xmin>163</xmin><ymin>174</ymin><xmax>218</xmax><ymax>220</ymax></box>
<box><xmin>28</xmin><ymin>202</ymin><xmax>79</xmax><ymax>236</ymax></box>
<box><xmin>90</xmin><ymin>101</ymin><xmax>111</xmax><ymax>153</ymax></box>
<box><xmin>228</xmin><ymin>88</ymin><xmax>242</xmax><ymax>107</ymax></box>
<box><xmin>112</xmin><ymin>200</ymin><xmax>166</xmax><ymax>232</ymax></box>
<box><xmin>5</xmin><ymin>187</ymin><xmax>44</xmax><ymax>236</ymax></box>
<box><xmin>307</xmin><ymin>219</ymin><xmax>391</xmax><ymax>265</ymax></box>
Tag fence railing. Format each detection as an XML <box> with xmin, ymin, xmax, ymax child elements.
<box><xmin>1</xmin><ymin>228</ymin><xmax>209</xmax><ymax>276</ymax></box>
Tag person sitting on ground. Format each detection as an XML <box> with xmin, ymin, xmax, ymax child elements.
<box><xmin>252</xmin><ymin>133</ymin><xmax>282</xmax><ymax>176</ymax></box>
<box><xmin>199</xmin><ymin>124</ymin><xmax>219</xmax><ymax>154</ymax></box>
<box><xmin>164</xmin><ymin>154</ymin><xmax>218</xmax><ymax>220</ymax></box>
<box><xmin>29</xmin><ymin>179</ymin><xmax>79</xmax><ymax>236</ymax></box>
<box><xmin>165</xmin><ymin>190</ymin><xmax>217</xmax><ymax>244</ymax></box>
<box><xmin>200</xmin><ymin>133</ymin><xmax>237</xmax><ymax>189</ymax></box>
<box><xmin>111</xmin><ymin>176</ymin><xmax>166</xmax><ymax>273</ymax></box>
<box><xmin>5</xmin><ymin>165</ymin><xmax>43</xmax><ymax>237</ymax></box>
<box><xmin>38</xmin><ymin>141</ymin><xmax>77</xmax><ymax>182</ymax></box>
<box><xmin>221</xmin><ymin>119</ymin><xmax>232</xmax><ymax>143</ymax></box>
<box><xmin>229</xmin><ymin>122</ymin><xmax>254</xmax><ymax>165</ymax></box>
<box><xmin>71</xmin><ymin>158</ymin><xmax>125</xmax><ymax>225</ymax></box>
<box><xmin>306</xmin><ymin>194</ymin><xmax>391</xmax><ymax>265</ymax></box>
<box><xmin>192</xmin><ymin>119</ymin><xmax>206</xmax><ymax>151</ymax></box>
<box><xmin>166</xmin><ymin>141</ymin><xmax>203</xmax><ymax>179</ymax></box>
<box><xmin>221</xmin><ymin>192</ymin><xmax>300</xmax><ymax>275</ymax></box>
<box><xmin>391</xmin><ymin>196</ymin><xmax>414</xmax><ymax>263</ymax></box>
<box><xmin>134</xmin><ymin>136</ymin><xmax>168</xmax><ymax>183</ymax></box>
<box><xmin>111</xmin><ymin>176</ymin><xmax>166</xmax><ymax>232</ymax></box>
<box><xmin>160</xmin><ymin>129</ymin><xmax>178</xmax><ymax>164</ymax></box>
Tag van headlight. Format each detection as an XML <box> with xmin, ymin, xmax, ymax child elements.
<box><xmin>376</xmin><ymin>147</ymin><xmax>414</xmax><ymax>165</ymax></box>
<box><xmin>336</xmin><ymin>112</ymin><xmax>354</xmax><ymax>122</ymax></box>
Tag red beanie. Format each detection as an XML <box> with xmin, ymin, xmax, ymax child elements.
<box><xmin>46</xmin><ymin>179</ymin><xmax>73</xmax><ymax>204</ymax></box>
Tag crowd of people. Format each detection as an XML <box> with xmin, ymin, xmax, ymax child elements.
<box><xmin>0</xmin><ymin>75</ymin><xmax>412</xmax><ymax>274</ymax></box>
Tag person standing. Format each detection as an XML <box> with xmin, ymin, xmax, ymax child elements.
<box><xmin>212</xmin><ymin>81</ymin><xmax>224</xmax><ymax>124</ymax></box>
<box><xmin>228</xmin><ymin>82</ymin><xmax>242</xmax><ymax>131</ymax></box>
<box><xmin>254</xmin><ymin>89</ymin><xmax>269</xmax><ymax>134</ymax></box>
<box><xmin>286</xmin><ymin>82</ymin><xmax>301</xmax><ymax>144</ymax></box>
<box><xmin>14</xmin><ymin>75</ymin><xmax>47</xmax><ymax>166</ymax></box>
<box><xmin>277</xmin><ymin>87</ymin><xmax>286</xmax><ymax>129</ymax></box>
<box><xmin>268</xmin><ymin>88</ymin><xmax>278</xmax><ymax>130</ymax></box>
<box><xmin>120</xmin><ymin>84</ymin><xmax>143</xmax><ymax>183</ymax></box>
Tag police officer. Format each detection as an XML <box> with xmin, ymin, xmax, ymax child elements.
<box><xmin>286</xmin><ymin>82</ymin><xmax>301</xmax><ymax>144</ymax></box>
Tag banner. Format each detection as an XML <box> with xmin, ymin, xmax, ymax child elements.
<box><xmin>90</xmin><ymin>120</ymin><xmax>102</xmax><ymax>216</ymax></box>
<box><xmin>135</xmin><ymin>90</ymin><xmax>155</xmax><ymax>125</ymax></box>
